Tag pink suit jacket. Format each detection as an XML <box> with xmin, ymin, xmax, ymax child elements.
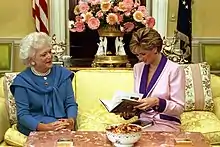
<box><xmin>133</xmin><ymin>55</ymin><xmax>185</xmax><ymax>131</ymax></box>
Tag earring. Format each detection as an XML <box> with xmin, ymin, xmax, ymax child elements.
<box><xmin>31</xmin><ymin>62</ymin><xmax>35</xmax><ymax>66</ymax></box>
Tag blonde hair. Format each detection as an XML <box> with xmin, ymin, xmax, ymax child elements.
<box><xmin>129</xmin><ymin>28</ymin><xmax>163</xmax><ymax>54</ymax></box>
<box><xmin>19</xmin><ymin>32</ymin><xmax>52</xmax><ymax>66</ymax></box>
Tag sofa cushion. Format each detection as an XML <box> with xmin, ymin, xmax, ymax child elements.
<box><xmin>75</xmin><ymin>70</ymin><xmax>138</xmax><ymax>131</ymax></box>
<box><xmin>3</xmin><ymin>73</ymin><xmax>18</xmax><ymax>125</ymax></box>
<box><xmin>181</xmin><ymin>111</ymin><xmax>220</xmax><ymax>144</ymax></box>
<box><xmin>0</xmin><ymin>99</ymin><xmax>10</xmax><ymax>143</ymax></box>
<box><xmin>213</xmin><ymin>97</ymin><xmax>220</xmax><ymax>120</ymax></box>
<box><xmin>4</xmin><ymin>124</ymin><xmax>27</xmax><ymax>147</ymax></box>
<box><xmin>182</xmin><ymin>62</ymin><xmax>214</xmax><ymax>111</ymax></box>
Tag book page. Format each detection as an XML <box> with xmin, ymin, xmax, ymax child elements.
<box><xmin>111</xmin><ymin>91</ymin><xmax>143</xmax><ymax>102</ymax></box>
<box><xmin>99</xmin><ymin>99</ymin><xmax>113</xmax><ymax>112</ymax></box>
<box><xmin>100</xmin><ymin>90</ymin><xmax>143</xmax><ymax>113</ymax></box>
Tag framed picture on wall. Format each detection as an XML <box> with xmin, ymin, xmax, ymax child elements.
<box><xmin>199</xmin><ymin>41</ymin><xmax>220</xmax><ymax>74</ymax></box>
<box><xmin>0</xmin><ymin>41</ymin><xmax>14</xmax><ymax>73</ymax></box>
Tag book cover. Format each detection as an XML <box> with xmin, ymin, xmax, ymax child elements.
<box><xmin>130</xmin><ymin>119</ymin><xmax>153</xmax><ymax>129</ymax></box>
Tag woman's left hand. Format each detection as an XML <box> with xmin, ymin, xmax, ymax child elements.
<box><xmin>58</xmin><ymin>118</ymin><xmax>75</xmax><ymax>130</ymax></box>
<box><xmin>134</xmin><ymin>97</ymin><xmax>159</xmax><ymax>110</ymax></box>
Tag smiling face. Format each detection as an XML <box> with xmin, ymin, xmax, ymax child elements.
<box><xmin>30</xmin><ymin>45</ymin><xmax>53</xmax><ymax>72</ymax></box>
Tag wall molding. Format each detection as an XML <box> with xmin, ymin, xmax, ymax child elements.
<box><xmin>0</xmin><ymin>38</ymin><xmax>22</xmax><ymax>44</ymax></box>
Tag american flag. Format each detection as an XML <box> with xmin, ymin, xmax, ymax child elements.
<box><xmin>32</xmin><ymin>0</ymin><xmax>49</xmax><ymax>34</ymax></box>
<box><xmin>177</xmin><ymin>0</ymin><xmax>192</xmax><ymax>62</ymax></box>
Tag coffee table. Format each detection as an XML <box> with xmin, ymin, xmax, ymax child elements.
<box><xmin>24</xmin><ymin>129</ymin><xmax>211</xmax><ymax>147</ymax></box>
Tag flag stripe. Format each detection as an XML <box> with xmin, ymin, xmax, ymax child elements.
<box><xmin>32</xmin><ymin>0</ymin><xmax>49</xmax><ymax>34</ymax></box>
<box><xmin>40</xmin><ymin>7</ymin><xmax>48</xmax><ymax>28</ymax></box>
<box><xmin>39</xmin><ymin>0</ymin><xmax>48</xmax><ymax>17</ymax></box>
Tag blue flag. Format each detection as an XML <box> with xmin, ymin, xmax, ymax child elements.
<box><xmin>177</xmin><ymin>0</ymin><xmax>192</xmax><ymax>62</ymax></box>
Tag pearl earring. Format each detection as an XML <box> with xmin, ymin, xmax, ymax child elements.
<box><xmin>31</xmin><ymin>62</ymin><xmax>35</xmax><ymax>66</ymax></box>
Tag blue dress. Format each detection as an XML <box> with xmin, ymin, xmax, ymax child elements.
<box><xmin>10</xmin><ymin>65</ymin><xmax>78</xmax><ymax>135</ymax></box>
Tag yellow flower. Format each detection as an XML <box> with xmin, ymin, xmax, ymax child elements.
<box><xmin>84</xmin><ymin>12</ymin><xmax>93</xmax><ymax>22</ymax></box>
<box><xmin>133</xmin><ymin>11</ymin><xmax>144</xmax><ymax>22</ymax></box>
<box><xmin>106</xmin><ymin>13</ymin><xmax>118</xmax><ymax>25</ymax></box>
<box><xmin>74</xmin><ymin>5</ymin><xmax>80</xmax><ymax>15</ymax></box>
<box><xmin>118</xmin><ymin>2</ymin><xmax>126</xmax><ymax>12</ymax></box>
<box><xmin>101</xmin><ymin>2</ymin><xmax>111</xmax><ymax>12</ymax></box>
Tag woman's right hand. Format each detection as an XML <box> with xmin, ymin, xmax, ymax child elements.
<box><xmin>37</xmin><ymin>121</ymin><xmax>69</xmax><ymax>131</ymax></box>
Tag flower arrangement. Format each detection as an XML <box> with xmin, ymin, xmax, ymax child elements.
<box><xmin>68</xmin><ymin>0</ymin><xmax>155</xmax><ymax>33</ymax></box>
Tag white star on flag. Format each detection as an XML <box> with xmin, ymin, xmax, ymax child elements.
<box><xmin>182</xmin><ymin>0</ymin><xmax>186</xmax><ymax>5</ymax></box>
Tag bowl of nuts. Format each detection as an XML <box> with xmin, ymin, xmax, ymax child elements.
<box><xmin>106</xmin><ymin>124</ymin><xmax>142</xmax><ymax>147</ymax></box>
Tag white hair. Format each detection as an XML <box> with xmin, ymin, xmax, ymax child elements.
<box><xmin>19</xmin><ymin>32</ymin><xmax>52</xmax><ymax>65</ymax></box>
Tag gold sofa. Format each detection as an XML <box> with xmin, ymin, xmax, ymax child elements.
<box><xmin>0</xmin><ymin>69</ymin><xmax>220</xmax><ymax>146</ymax></box>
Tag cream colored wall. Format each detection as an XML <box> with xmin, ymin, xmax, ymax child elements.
<box><xmin>0</xmin><ymin>0</ymin><xmax>35</xmax><ymax>37</ymax></box>
<box><xmin>167</xmin><ymin>0</ymin><xmax>220</xmax><ymax>37</ymax></box>
<box><xmin>0</xmin><ymin>0</ymin><xmax>35</xmax><ymax>71</ymax></box>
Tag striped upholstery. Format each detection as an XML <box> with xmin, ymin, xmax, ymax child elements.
<box><xmin>182</xmin><ymin>62</ymin><xmax>214</xmax><ymax>111</ymax></box>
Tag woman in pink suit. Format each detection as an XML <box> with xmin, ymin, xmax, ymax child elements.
<box><xmin>127</xmin><ymin>28</ymin><xmax>185</xmax><ymax>132</ymax></box>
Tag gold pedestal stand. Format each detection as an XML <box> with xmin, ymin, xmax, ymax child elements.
<box><xmin>91</xmin><ymin>55</ymin><xmax>131</xmax><ymax>68</ymax></box>
<box><xmin>92</xmin><ymin>26</ymin><xmax>131</xmax><ymax>68</ymax></box>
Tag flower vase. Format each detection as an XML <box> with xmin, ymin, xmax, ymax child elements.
<box><xmin>92</xmin><ymin>26</ymin><xmax>131</xmax><ymax>68</ymax></box>
<box><xmin>98</xmin><ymin>26</ymin><xmax>124</xmax><ymax>37</ymax></box>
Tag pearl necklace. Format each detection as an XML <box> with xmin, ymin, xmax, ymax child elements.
<box><xmin>31</xmin><ymin>67</ymin><xmax>51</xmax><ymax>77</ymax></box>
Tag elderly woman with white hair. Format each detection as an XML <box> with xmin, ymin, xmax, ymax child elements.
<box><xmin>10</xmin><ymin>32</ymin><xmax>78</xmax><ymax>136</ymax></box>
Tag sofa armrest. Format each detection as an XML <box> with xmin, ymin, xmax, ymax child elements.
<box><xmin>211</xmin><ymin>74</ymin><xmax>220</xmax><ymax>98</ymax></box>
<box><xmin>213</xmin><ymin>96</ymin><xmax>220</xmax><ymax>120</ymax></box>
<box><xmin>0</xmin><ymin>98</ymin><xmax>10</xmax><ymax>143</ymax></box>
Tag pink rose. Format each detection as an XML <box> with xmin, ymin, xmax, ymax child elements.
<box><xmin>123</xmin><ymin>0</ymin><xmax>133</xmax><ymax>3</ymax></box>
<box><xmin>117</xmin><ymin>14</ymin><xmax>123</xmax><ymax>23</ymax></box>
<box><xmin>124</xmin><ymin>22</ymin><xmax>135</xmax><ymax>32</ymax></box>
<box><xmin>113</xmin><ymin>6</ymin><xmax>118</xmax><ymax>12</ymax></box>
<box><xmin>79</xmin><ymin>2</ymin><xmax>90</xmax><ymax>13</ymax></box>
<box><xmin>124</xmin><ymin>11</ymin><xmax>131</xmax><ymax>16</ymax></box>
<box><xmin>88</xmin><ymin>0</ymin><xmax>99</xmax><ymax>5</ymax></box>
<box><xmin>147</xmin><ymin>17</ymin><xmax>155</xmax><ymax>28</ymax></box>
<box><xmin>96</xmin><ymin>10</ymin><xmax>103</xmax><ymax>18</ymax></box>
<box><xmin>88</xmin><ymin>17</ymin><xmax>100</xmax><ymax>30</ymax></box>
<box><xmin>75</xmin><ymin>16</ymin><xmax>83</xmax><ymax>22</ymax></box>
<box><xmin>138</xmin><ymin>6</ymin><xmax>148</xmax><ymax>17</ymax></box>
<box><xmin>123</xmin><ymin>0</ymin><xmax>134</xmax><ymax>10</ymax></box>
<box><xmin>74</xmin><ymin>21</ymin><xmax>85</xmax><ymax>32</ymax></box>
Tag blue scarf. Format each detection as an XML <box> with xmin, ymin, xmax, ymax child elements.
<box><xmin>10</xmin><ymin>65</ymin><xmax>74</xmax><ymax>118</ymax></box>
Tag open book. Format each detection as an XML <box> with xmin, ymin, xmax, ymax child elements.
<box><xmin>100</xmin><ymin>91</ymin><xmax>143</xmax><ymax>114</ymax></box>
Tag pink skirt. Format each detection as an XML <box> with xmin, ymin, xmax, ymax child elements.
<box><xmin>143</xmin><ymin>122</ymin><xmax>181</xmax><ymax>132</ymax></box>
